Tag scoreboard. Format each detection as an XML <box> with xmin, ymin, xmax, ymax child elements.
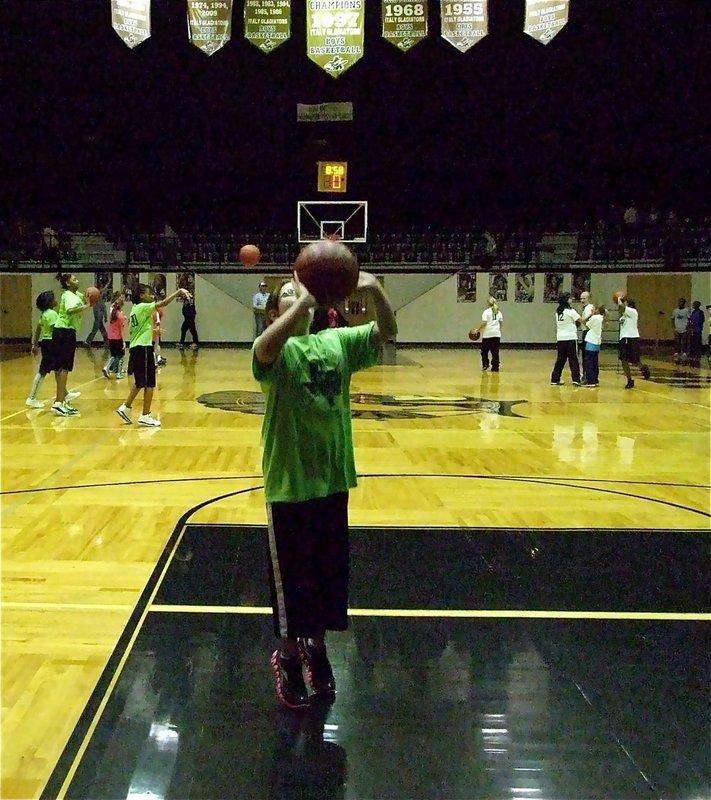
<box><xmin>317</xmin><ymin>161</ymin><xmax>348</xmax><ymax>192</ymax></box>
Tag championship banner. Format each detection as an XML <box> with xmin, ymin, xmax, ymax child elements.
<box><xmin>307</xmin><ymin>1</ymin><xmax>365</xmax><ymax>78</ymax></box>
<box><xmin>297</xmin><ymin>102</ymin><xmax>354</xmax><ymax>121</ymax></box>
<box><xmin>523</xmin><ymin>0</ymin><xmax>569</xmax><ymax>45</ymax></box>
<box><xmin>244</xmin><ymin>0</ymin><xmax>291</xmax><ymax>53</ymax></box>
<box><xmin>382</xmin><ymin>1</ymin><xmax>427</xmax><ymax>52</ymax></box>
<box><xmin>187</xmin><ymin>0</ymin><xmax>233</xmax><ymax>55</ymax></box>
<box><xmin>111</xmin><ymin>0</ymin><xmax>151</xmax><ymax>49</ymax></box>
<box><xmin>440</xmin><ymin>0</ymin><xmax>488</xmax><ymax>52</ymax></box>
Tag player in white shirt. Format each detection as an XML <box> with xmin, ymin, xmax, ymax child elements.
<box><xmin>470</xmin><ymin>296</ymin><xmax>503</xmax><ymax>372</ymax></box>
<box><xmin>582</xmin><ymin>304</ymin><xmax>606</xmax><ymax>387</ymax></box>
<box><xmin>617</xmin><ymin>296</ymin><xmax>651</xmax><ymax>388</ymax></box>
<box><xmin>578</xmin><ymin>291</ymin><xmax>596</xmax><ymax>360</ymax></box>
<box><xmin>550</xmin><ymin>293</ymin><xmax>582</xmax><ymax>386</ymax></box>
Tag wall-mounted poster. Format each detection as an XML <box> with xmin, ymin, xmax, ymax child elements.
<box><xmin>152</xmin><ymin>272</ymin><xmax>167</xmax><ymax>301</ymax></box>
<box><xmin>489</xmin><ymin>273</ymin><xmax>508</xmax><ymax>301</ymax></box>
<box><xmin>571</xmin><ymin>270</ymin><xmax>590</xmax><ymax>301</ymax></box>
<box><xmin>543</xmin><ymin>272</ymin><xmax>564</xmax><ymax>302</ymax></box>
<box><xmin>515</xmin><ymin>273</ymin><xmax>535</xmax><ymax>303</ymax></box>
<box><xmin>457</xmin><ymin>272</ymin><xmax>476</xmax><ymax>303</ymax></box>
<box><xmin>178</xmin><ymin>270</ymin><xmax>196</xmax><ymax>298</ymax></box>
<box><xmin>121</xmin><ymin>271</ymin><xmax>140</xmax><ymax>301</ymax></box>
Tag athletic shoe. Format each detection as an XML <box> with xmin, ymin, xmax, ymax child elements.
<box><xmin>138</xmin><ymin>414</ymin><xmax>161</xmax><ymax>427</ymax></box>
<box><xmin>550</xmin><ymin>381</ymin><xmax>564</xmax><ymax>386</ymax></box>
<box><xmin>270</xmin><ymin>650</ymin><xmax>311</xmax><ymax>710</ymax></box>
<box><xmin>625</xmin><ymin>380</ymin><xmax>635</xmax><ymax>389</ymax></box>
<box><xmin>66</xmin><ymin>390</ymin><xmax>81</xmax><ymax>401</ymax></box>
<box><xmin>52</xmin><ymin>402</ymin><xmax>78</xmax><ymax>416</ymax></box>
<box><xmin>25</xmin><ymin>398</ymin><xmax>44</xmax><ymax>409</ymax></box>
<box><xmin>491</xmin><ymin>368</ymin><xmax>499</xmax><ymax>373</ymax></box>
<box><xmin>116</xmin><ymin>404</ymin><xmax>132</xmax><ymax>423</ymax></box>
<box><xmin>298</xmin><ymin>639</ymin><xmax>336</xmax><ymax>701</ymax></box>
<box><xmin>482</xmin><ymin>365</ymin><xmax>489</xmax><ymax>371</ymax></box>
<box><xmin>641</xmin><ymin>366</ymin><xmax>651</xmax><ymax>380</ymax></box>
<box><xmin>157</xmin><ymin>357</ymin><xmax>167</xmax><ymax>366</ymax></box>
<box><xmin>176</xmin><ymin>343</ymin><xmax>185</xmax><ymax>350</ymax></box>
<box><xmin>190</xmin><ymin>344</ymin><xmax>199</xmax><ymax>350</ymax></box>
<box><xmin>572</xmin><ymin>380</ymin><xmax>581</xmax><ymax>387</ymax></box>
<box><xmin>102</xmin><ymin>367</ymin><xmax>111</xmax><ymax>379</ymax></box>
<box><xmin>116</xmin><ymin>372</ymin><xmax>126</xmax><ymax>379</ymax></box>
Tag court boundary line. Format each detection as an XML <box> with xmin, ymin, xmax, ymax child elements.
<box><xmin>0</xmin><ymin>376</ymin><xmax>103</xmax><ymax>423</ymax></box>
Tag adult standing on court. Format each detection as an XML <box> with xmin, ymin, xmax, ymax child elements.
<box><xmin>470</xmin><ymin>296</ymin><xmax>503</xmax><ymax>372</ymax></box>
<box><xmin>616</xmin><ymin>296</ymin><xmax>651</xmax><ymax>388</ymax></box>
<box><xmin>178</xmin><ymin>293</ymin><xmax>199</xmax><ymax>350</ymax></box>
<box><xmin>550</xmin><ymin>292</ymin><xmax>581</xmax><ymax>386</ymax></box>
<box><xmin>252</xmin><ymin>280</ymin><xmax>269</xmax><ymax>338</ymax></box>
<box><xmin>671</xmin><ymin>298</ymin><xmax>690</xmax><ymax>359</ymax></box>
<box><xmin>85</xmin><ymin>279</ymin><xmax>111</xmax><ymax>347</ymax></box>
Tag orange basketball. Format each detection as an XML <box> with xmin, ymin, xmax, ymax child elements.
<box><xmin>468</xmin><ymin>329</ymin><xmax>481</xmax><ymax>342</ymax></box>
<box><xmin>239</xmin><ymin>244</ymin><xmax>261</xmax><ymax>266</ymax></box>
<box><xmin>612</xmin><ymin>289</ymin><xmax>627</xmax><ymax>304</ymax></box>
<box><xmin>85</xmin><ymin>286</ymin><xmax>100</xmax><ymax>306</ymax></box>
<box><xmin>294</xmin><ymin>240</ymin><xmax>359</xmax><ymax>305</ymax></box>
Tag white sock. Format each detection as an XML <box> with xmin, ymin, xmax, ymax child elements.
<box><xmin>29</xmin><ymin>373</ymin><xmax>44</xmax><ymax>400</ymax></box>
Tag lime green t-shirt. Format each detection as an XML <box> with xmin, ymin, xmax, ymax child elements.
<box><xmin>252</xmin><ymin>322</ymin><xmax>379</xmax><ymax>503</ymax></box>
<box><xmin>54</xmin><ymin>290</ymin><xmax>85</xmax><ymax>331</ymax></box>
<box><xmin>129</xmin><ymin>302</ymin><xmax>157</xmax><ymax>348</ymax></box>
<box><xmin>39</xmin><ymin>308</ymin><xmax>58</xmax><ymax>340</ymax></box>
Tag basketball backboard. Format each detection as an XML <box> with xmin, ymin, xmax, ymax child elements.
<box><xmin>297</xmin><ymin>200</ymin><xmax>368</xmax><ymax>244</ymax></box>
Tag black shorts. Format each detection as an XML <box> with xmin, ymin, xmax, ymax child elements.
<box><xmin>266</xmin><ymin>492</ymin><xmax>349</xmax><ymax>639</ymax></box>
<box><xmin>128</xmin><ymin>345</ymin><xmax>156</xmax><ymax>388</ymax></box>
<box><xmin>619</xmin><ymin>337</ymin><xmax>641</xmax><ymax>364</ymax></box>
<box><xmin>38</xmin><ymin>339</ymin><xmax>55</xmax><ymax>375</ymax></box>
<box><xmin>109</xmin><ymin>339</ymin><xmax>125</xmax><ymax>358</ymax></box>
<box><xmin>51</xmin><ymin>327</ymin><xmax>77</xmax><ymax>372</ymax></box>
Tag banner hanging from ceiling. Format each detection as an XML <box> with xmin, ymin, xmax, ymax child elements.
<box><xmin>187</xmin><ymin>0</ymin><xmax>233</xmax><ymax>55</ymax></box>
<box><xmin>297</xmin><ymin>102</ymin><xmax>354</xmax><ymax>121</ymax></box>
<box><xmin>523</xmin><ymin>0</ymin><xmax>569</xmax><ymax>45</ymax></box>
<box><xmin>111</xmin><ymin>0</ymin><xmax>151</xmax><ymax>49</ymax></box>
<box><xmin>307</xmin><ymin>1</ymin><xmax>365</xmax><ymax>78</ymax></box>
<box><xmin>381</xmin><ymin>1</ymin><xmax>428</xmax><ymax>52</ymax></box>
<box><xmin>440</xmin><ymin>0</ymin><xmax>488</xmax><ymax>52</ymax></box>
<box><xmin>244</xmin><ymin>0</ymin><xmax>291</xmax><ymax>53</ymax></box>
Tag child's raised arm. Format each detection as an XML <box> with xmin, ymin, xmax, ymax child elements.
<box><xmin>156</xmin><ymin>288</ymin><xmax>191</xmax><ymax>309</ymax></box>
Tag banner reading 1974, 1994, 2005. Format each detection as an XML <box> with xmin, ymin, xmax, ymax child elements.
<box><xmin>382</xmin><ymin>2</ymin><xmax>428</xmax><ymax>52</ymax></box>
<box><xmin>244</xmin><ymin>0</ymin><xmax>291</xmax><ymax>53</ymax></box>
<box><xmin>187</xmin><ymin>0</ymin><xmax>233</xmax><ymax>55</ymax></box>
<box><xmin>440</xmin><ymin>0</ymin><xmax>488</xmax><ymax>52</ymax></box>
<box><xmin>307</xmin><ymin>1</ymin><xmax>365</xmax><ymax>78</ymax></box>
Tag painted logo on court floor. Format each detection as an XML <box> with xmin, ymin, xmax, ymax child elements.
<box><xmin>196</xmin><ymin>391</ymin><xmax>527</xmax><ymax>419</ymax></box>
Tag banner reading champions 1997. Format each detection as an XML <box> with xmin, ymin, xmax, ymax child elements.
<box><xmin>382</xmin><ymin>2</ymin><xmax>427</xmax><ymax>52</ymax></box>
<box><xmin>187</xmin><ymin>0</ymin><xmax>233</xmax><ymax>55</ymax></box>
<box><xmin>244</xmin><ymin>0</ymin><xmax>291</xmax><ymax>53</ymax></box>
<box><xmin>524</xmin><ymin>0</ymin><xmax>569</xmax><ymax>44</ymax></box>
<box><xmin>440</xmin><ymin>0</ymin><xmax>488</xmax><ymax>52</ymax></box>
<box><xmin>307</xmin><ymin>1</ymin><xmax>365</xmax><ymax>78</ymax></box>
<box><xmin>111</xmin><ymin>0</ymin><xmax>151</xmax><ymax>49</ymax></box>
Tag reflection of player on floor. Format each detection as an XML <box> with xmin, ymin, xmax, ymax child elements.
<box><xmin>616</xmin><ymin>296</ymin><xmax>651</xmax><ymax>388</ymax></box>
<box><xmin>253</xmin><ymin>260</ymin><xmax>397</xmax><ymax>710</ymax></box>
<box><xmin>470</xmin><ymin>296</ymin><xmax>503</xmax><ymax>372</ymax></box>
<box><xmin>116</xmin><ymin>284</ymin><xmax>191</xmax><ymax>427</ymax></box>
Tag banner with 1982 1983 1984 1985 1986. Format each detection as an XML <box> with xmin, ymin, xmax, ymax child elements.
<box><xmin>307</xmin><ymin>0</ymin><xmax>365</xmax><ymax>78</ymax></box>
<box><xmin>440</xmin><ymin>0</ymin><xmax>488</xmax><ymax>52</ymax></box>
<box><xmin>382</xmin><ymin>1</ymin><xmax>428</xmax><ymax>52</ymax></box>
<box><xmin>524</xmin><ymin>0</ymin><xmax>569</xmax><ymax>44</ymax></box>
<box><xmin>112</xmin><ymin>0</ymin><xmax>151</xmax><ymax>48</ymax></box>
<box><xmin>244</xmin><ymin>0</ymin><xmax>291</xmax><ymax>53</ymax></box>
<box><xmin>187</xmin><ymin>0</ymin><xmax>233</xmax><ymax>55</ymax></box>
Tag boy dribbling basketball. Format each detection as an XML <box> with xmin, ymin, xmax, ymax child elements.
<box><xmin>253</xmin><ymin>247</ymin><xmax>397</xmax><ymax>710</ymax></box>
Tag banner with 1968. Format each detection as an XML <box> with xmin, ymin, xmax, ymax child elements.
<box><xmin>111</xmin><ymin>0</ymin><xmax>151</xmax><ymax>48</ymax></box>
<box><xmin>244</xmin><ymin>0</ymin><xmax>291</xmax><ymax>53</ymax></box>
<box><xmin>381</xmin><ymin>1</ymin><xmax>427</xmax><ymax>52</ymax></box>
<box><xmin>440</xmin><ymin>0</ymin><xmax>488</xmax><ymax>52</ymax></box>
<box><xmin>187</xmin><ymin>0</ymin><xmax>233</xmax><ymax>55</ymax></box>
<box><xmin>307</xmin><ymin>1</ymin><xmax>365</xmax><ymax>78</ymax></box>
<box><xmin>523</xmin><ymin>0</ymin><xmax>569</xmax><ymax>45</ymax></box>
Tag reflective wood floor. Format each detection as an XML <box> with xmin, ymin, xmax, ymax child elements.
<box><xmin>1</xmin><ymin>345</ymin><xmax>709</xmax><ymax>799</ymax></box>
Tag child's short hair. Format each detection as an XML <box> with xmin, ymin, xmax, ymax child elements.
<box><xmin>133</xmin><ymin>283</ymin><xmax>153</xmax><ymax>303</ymax></box>
<box><xmin>35</xmin><ymin>290</ymin><xmax>55</xmax><ymax>312</ymax></box>
<box><xmin>56</xmin><ymin>272</ymin><xmax>73</xmax><ymax>289</ymax></box>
